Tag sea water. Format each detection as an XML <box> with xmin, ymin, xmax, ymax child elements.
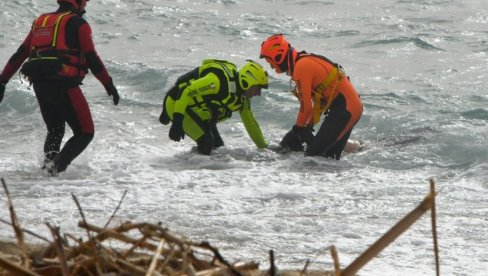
<box><xmin>0</xmin><ymin>0</ymin><xmax>487</xmax><ymax>275</ymax></box>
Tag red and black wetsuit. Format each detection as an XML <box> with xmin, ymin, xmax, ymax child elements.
<box><xmin>0</xmin><ymin>4</ymin><xmax>114</xmax><ymax>173</ymax></box>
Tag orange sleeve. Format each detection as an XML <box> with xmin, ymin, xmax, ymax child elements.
<box><xmin>292</xmin><ymin>58</ymin><xmax>322</xmax><ymax>127</ymax></box>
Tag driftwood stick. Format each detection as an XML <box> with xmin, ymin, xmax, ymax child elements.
<box><xmin>158</xmin><ymin>245</ymin><xmax>176</xmax><ymax>274</ymax></box>
<box><xmin>268</xmin><ymin>250</ymin><xmax>277</xmax><ymax>276</ymax></box>
<box><xmin>114</xmin><ymin>222</ymin><xmax>167</xmax><ymax>234</ymax></box>
<box><xmin>116</xmin><ymin>257</ymin><xmax>149</xmax><ymax>275</ymax></box>
<box><xmin>185</xmin><ymin>263</ymin><xmax>197</xmax><ymax>276</ymax></box>
<box><xmin>162</xmin><ymin>264</ymin><xmax>176</xmax><ymax>275</ymax></box>
<box><xmin>341</xmin><ymin>188</ymin><xmax>434</xmax><ymax>276</ymax></box>
<box><xmin>68</xmin><ymin>254</ymin><xmax>96</xmax><ymax>276</ymax></box>
<box><xmin>78</xmin><ymin>222</ymin><xmax>159</xmax><ymax>251</ymax></box>
<box><xmin>330</xmin><ymin>245</ymin><xmax>340</xmax><ymax>276</ymax></box>
<box><xmin>299</xmin><ymin>259</ymin><xmax>310</xmax><ymax>276</ymax></box>
<box><xmin>81</xmin><ymin>265</ymin><xmax>96</xmax><ymax>276</ymax></box>
<box><xmin>71</xmin><ymin>194</ymin><xmax>94</xmax><ymax>243</ymax></box>
<box><xmin>122</xmin><ymin>234</ymin><xmax>150</xmax><ymax>258</ymax></box>
<box><xmin>0</xmin><ymin>256</ymin><xmax>40</xmax><ymax>276</ymax></box>
<box><xmin>104</xmin><ymin>252</ymin><xmax>125</xmax><ymax>275</ymax></box>
<box><xmin>198</xmin><ymin>241</ymin><xmax>241</xmax><ymax>276</ymax></box>
<box><xmin>146</xmin><ymin>238</ymin><xmax>166</xmax><ymax>276</ymax></box>
<box><xmin>103</xmin><ymin>189</ymin><xmax>127</xmax><ymax>229</ymax></box>
<box><xmin>71</xmin><ymin>194</ymin><xmax>104</xmax><ymax>276</ymax></box>
<box><xmin>46</xmin><ymin>222</ymin><xmax>70</xmax><ymax>276</ymax></box>
<box><xmin>430</xmin><ymin>179</ymin><xmax>440</xmax><ymax>276</ymax></box>
<box><xmin>0</xmin><ymin>218</ymin><xmax>51</xmax><ymax>243</ymax></box>
<box><xmin>181</xmin><ymin>245</ymin><xmax>190</xmax><ymax>275</ymax></box>
<box><xmin>138</xmin><ymin>224</ymin><xmax>185</xmax><ymax>249</ymax></box>
<box><xmin>70</xmin><ymin>263</ymin><xmax>83</xmax><ymax>276</ymax></box>
<box><xmin>1</xmin><ymin>178</ymin><xmax>31</xmax><ymax>270</ymax></box>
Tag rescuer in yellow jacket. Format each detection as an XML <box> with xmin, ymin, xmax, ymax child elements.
<box><xmin>159</xmin><ymin>59</ymin><xmax>268</xmax><ymax>155</ymax></box>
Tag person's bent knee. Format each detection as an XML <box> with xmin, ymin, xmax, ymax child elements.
<box><xmin>74</xmin><ymin>132</ymin><xmax>94</xmax><ymax>150</ymax></box>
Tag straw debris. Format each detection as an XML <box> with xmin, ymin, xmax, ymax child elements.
<box><xmin>0</xmin><ymin>177</ymin><xmax>440</xmax><ymax>276</ymax></box>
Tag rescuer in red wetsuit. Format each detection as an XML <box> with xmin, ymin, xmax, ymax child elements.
<box><xmin>0</xmin><ymin>0</ymin><xmax>120</xmax><ymax>175</ymax></box>
<box><xmin>260</xmin><ymin>34</ymin><xmax>363</xmax><ymax>159</ymax></box>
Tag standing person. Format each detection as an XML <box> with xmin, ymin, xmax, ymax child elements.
<box><xmin>260</xmin><ymin>34</ymin><xmax>363</xmax><ymax>159</ymax></box>
<box><xmin>0</xmin><ymin>0</ymin><xmax>120</xmax><ymax>175</ymax></box>
<box><xmin>159</xmin><ymin>59</ymin><xmax>268</xmax><ymax>155</ymax></box>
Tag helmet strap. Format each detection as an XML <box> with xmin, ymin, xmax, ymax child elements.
<box><xmin>236</xmin><ymin>75</ymin><xmax>244</xmax><ymax>96</ymax></box>
<box><xmin>287</xmin><ymin>46</ymin><xmax>295</xmax><ymax>75</ymax></box>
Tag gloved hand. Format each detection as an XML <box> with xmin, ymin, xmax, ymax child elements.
<box><xmin>104</xmin><ymin>77</ymin><xmax>120</xmax><ymax>105</ymax></box>
<box><xmin>159</xmin><ymin>107</ymin><xmax>170</xmax><ymax>125</ymax></box>
<box><xmin>169</xmin><ymin>113</ymin><xmax>185</xmax><ymax>142</ymax></box>
<box><xmin>280</xmin><ymin>129</ymin><xmax>304</xmax><ymax>151</ymax></box>
<box><xmin>292</xmin><ymin>125</ymin><xmax>315</xmax><ymax>145</ymax></box>
<box><xmin>0</xmin><ymin>81</ymin><xmax>6</xmax><ymax>103</ymax></box>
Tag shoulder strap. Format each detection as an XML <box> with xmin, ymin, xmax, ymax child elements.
<box><xmin>299</xmin><ymin>53</ymin><xmax>346</xmax><ymax>125</ymax></box>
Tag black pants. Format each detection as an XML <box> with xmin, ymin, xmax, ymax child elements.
<box><xmin>305</xmin><ymin>94</ymin><xmax>352</xmax><ymax>159</ymax></box>
<box><xmin>33</xmin><ymin>81</ymin><xmax>94</xmax><ymax>172</ymax></box>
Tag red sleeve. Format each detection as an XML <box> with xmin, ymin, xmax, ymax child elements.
<box><xmin>78</xmin><ymin>23</ymin><xmax>111</xmax><ymax>85</ymax></box>
<box><xmin>0</xmin><ymin>32</ymin><xmax>32</xmax><ymax>83</ymax></box>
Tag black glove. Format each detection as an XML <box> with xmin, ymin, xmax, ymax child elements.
<box><xmin>159</xmin><ymin>107</ymin><xmax>170</xmax><ymax>125</ymax></box>
<box><xmin>280</xmin><ymin>129</ymin><xmax>304</xmax><ymax>151</ymax></box>
<box><xmin>0</xmin><ymin>81</ymin><xmax>6</xmax><ymax>103</ymax></box>
<box><xmin>104</xmin><ymin>77</ymin><xmax>119</xmax><ymax>105</ymax></box>
<box><xmin>292</xmin><ymin>125</ymin><xmax>315</xmax><ymax>146</ymax></box>
<box><xmin>169</xmin><ymin>113</ymin><xmax>185</xmax><ymax>141</ymax></box>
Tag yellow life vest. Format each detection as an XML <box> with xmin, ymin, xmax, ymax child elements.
<box><xmin>184</xmin><ymin>59</ymin><xmax>242</xmax><ymax>121</ymax></box>
<box><xmin>312</xmin><ymin>64</ymin><xmax>345</xmax><ymax>125</ymax></box>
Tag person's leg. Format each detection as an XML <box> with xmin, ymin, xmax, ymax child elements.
<box><xmin>185</xmin><ymin>109</ymin><xmax>216</xmax><ymax>155</ymax></box>
<box><xmin>33</xmin><ymin>82</ymin><xmax>65</xmax><ymax>166</ymax></box>
<box><xmin>55</xmin><ymin>85</ymin><xmax>94</xmax><ymax>173</ymax></box>
<box><xmin>323</xmin><ymin>129</ymin><xmax>351</xmax><ymax>160</ymax></box>
<box><xmin>196</xmin><ymin>132</ymin><xmax>214</xmax><ymax>155</ymax></box>
<box><xmin>209</xmin><ymin>123</ymin><xmax>224</xmax><ymax>148</ymax></box>
<box><xmin>305</xmin><ymin>94</ymin><xmax>350</xmax><ymax>157</ymax></box>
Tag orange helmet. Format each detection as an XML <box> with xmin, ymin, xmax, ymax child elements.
<box><xmin>57</xmin><ymin>0</ymin><xmax>89</xmax><ymax>13</ymax></box>
<box><xmin>260</xmin><ymin>34</ymin><xmax>296</xmax><ymax>74</ymax></box>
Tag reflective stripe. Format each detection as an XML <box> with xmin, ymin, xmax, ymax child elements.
<box><xmin>30</xmin><ymin>56</ymin><xmax>58</xmax><ymax>60</ymax></box>
<box><xmin>28</xmin><ymin>12</ymin><xmax>86</xmax><ymax>80</ymax></box>
<box><xmin>214</xmin><ymin>60</ymin><xmax>237</xmax><ymax>94</ymax></box>
<box><xmin>52</xmin><ymin>12</ymin><xmax>72</xmax><ymax>48</ymax></box>
<box><xmin>188</xmin><ymin>59</ymin><xmax>241</xmax><ymax>121</ymax></box>
<box><xmin>41</xmin><ymin>15</ymin><xmax>50</xmax><ymax>27</ymax></box>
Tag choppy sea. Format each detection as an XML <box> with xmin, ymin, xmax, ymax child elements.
<box><xmin>1</xmin><ymin>0</ymin><xmax>487</xmax><ymax>275</ymax></box>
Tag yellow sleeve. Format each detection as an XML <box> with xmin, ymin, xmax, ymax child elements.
<box><xmin>239</xmin><ymin>97</ymin><xmax>268</xmax><ymax>148</ymax></box>
<box><xmin>173</xmin><ymin>73</ymin><xmax>221</xmax><ymax>114</ymax></box>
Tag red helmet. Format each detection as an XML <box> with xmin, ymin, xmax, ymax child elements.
<box><xmin>57</xmin><ymin>0</ymin><xmax>89</xmax><ymax>13</ymax></box>
<box><xmin>260</xmin><ymin>34</ymin><xmax>296</xmax><ymax>74</ymax></box>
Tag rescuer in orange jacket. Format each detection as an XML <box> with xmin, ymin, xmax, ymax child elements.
<box><xmin>260</xmin><ymin>34</ymin><xmax>363</xmax><ymax>159</ymax></box>
<box><xmin>0</xmin><ymin>0</ymin><xmax>120</xmax><ymax>175</ymax></box>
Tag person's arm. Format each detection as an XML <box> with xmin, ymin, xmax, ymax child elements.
<box><xmin>0</xmin><ymin>32</ymin><xmax>32</xmax><ymax>103</ymax></box>
<box><xmin>239</xmin><ymin>97</ymin><xmax>267</xmax><ymax>148</ymax></box>
<box><xmin>0</xmin><ymin>33</ymin><xmax>32</xmax><ymax>83</ymax></box>
<box><xmin>293</xmin><ymin>61</ymin><xmax>315</xmax><ymax>127</ymax></box>
<box><xmin>78</xmin><ymin>21</ymin><xmax>119</xmax><ymax>105</ymax></box>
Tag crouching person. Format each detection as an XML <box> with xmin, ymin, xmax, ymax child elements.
<box><xmin>159</xmin><ymin>59</ymin><xmax>268</xmax><ymax>155</ymax></box>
